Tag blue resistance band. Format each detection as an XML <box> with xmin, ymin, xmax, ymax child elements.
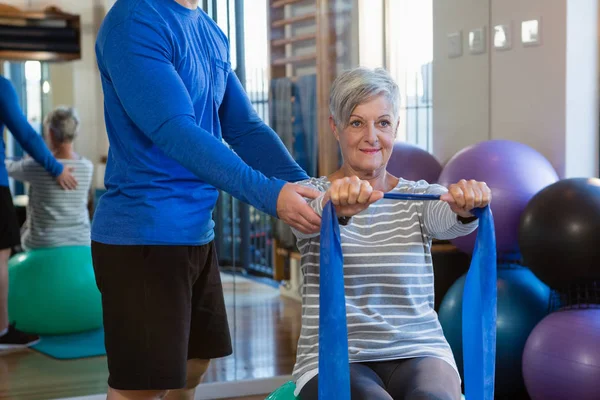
<box><xmin>319</xmin><ymin>193</ymin><xmax>497</xmax><ymax>400</ymax></box>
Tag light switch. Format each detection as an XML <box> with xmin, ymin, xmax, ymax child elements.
<box><xmin>494</xmin><ymin>24</ymin><xmax>511</xmax><ymax>50</ymax></box>
<box><xmin>522</xmin><ymin>19</ymin><xmax>541</xmax><ymax>46</ymax></box>
<box><xmin>469</xmin><ymin>28</ymin><xmax>486</xmax><ymax>54</ymax></box>
<box><xmin>448</xmin><ymin>31</ymin><xmax>463</xmax><ymax>58</ymax></box>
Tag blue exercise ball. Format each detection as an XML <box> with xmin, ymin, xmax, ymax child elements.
<box><xmin>8</xmin><ymin>246</ymin><xmax>103</xmax><ymax>335</ymax></box>
<box><xmin>438</xmin><ymin>266</ymin><xmax>550</xmax><ymax>398</ymax></box>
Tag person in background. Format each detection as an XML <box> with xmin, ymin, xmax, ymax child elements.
<box><xmin>0</xmin><ymin>76</ymin><xmax>77</xmax><ymax>351</ymax></box>
<box><xmin>6</xmin><ymin>106</ymin><xmax>93</xmax><ymax>250</ymax></box>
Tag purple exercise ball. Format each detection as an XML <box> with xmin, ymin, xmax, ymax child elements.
<box><xmin>522</xmin><ymin>309</ymin><xmax>600</xmax><ymax>400</ymax></box>
<box><xmin>387</xmin><ymin>142</ymin><xmax>442</xmax><ymax>184</ymax></box>
<box><xmin>438</xmin><ymin>140</ymin><xmax>558</xmax><ymax>255</ymax></box>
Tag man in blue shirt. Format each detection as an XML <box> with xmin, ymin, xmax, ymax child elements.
<box><xmin>93</xmin><ymin>0</ymin><xmax>321</xmax><ymax>398</ymax></box>
<box><xmin>0</xmin><ymin>76</ymin><xmax>77</xmax><ymax>351</ymax></box>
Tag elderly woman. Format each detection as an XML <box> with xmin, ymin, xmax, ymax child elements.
<box><xmin>291</xmin><ymin>67</ymin><xmax>491</xmax><ymax>400</ymax></box>
<box><xmin>5</xmin><ymin>106</ymin><xmax>93</xmax><ymax>250</ymax></box>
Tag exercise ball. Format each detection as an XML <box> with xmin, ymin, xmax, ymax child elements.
<box><xmin>387</xmin><ymin>142</ymin><xmax>443</xmax><ymax>184</ymax></box>
<box><xmin>265</xmin><ymin>381</ymin><xmax>297</xmax><ymax>399</ymax></box>
<box><xmin>8</xmin><ymin>246</ymin><xmax>102</xmax><ymax>335</ymax></box>
<box><xmin>264</xmin><ymin>381</ymin><xmax>466</xmax><ymax>399</ymax></box>
<box><xmin>438</xmin><ymin>140</ymin><xmax>558</xmax><ymax>255</ymax></box>
<box><xmin>523</xmin><ymin>309</ymin><xmax>600</xmax><ymax>400</ymax></box>
<box><xmin>438</xmin><ymin>266</ymin><xmax>550</xmax><ymax>398</ymax></box>
<box><xmin>519</xmin><ymin>177</ymin><xmax>600</xmax><ymax>290</ymax></box>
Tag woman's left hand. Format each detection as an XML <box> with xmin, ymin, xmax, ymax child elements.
<box><xmin>439</xmin><ymin>179</ymin><xmax>492</xmax><ymax>218</ymax></box>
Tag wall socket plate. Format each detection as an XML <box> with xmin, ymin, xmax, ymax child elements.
<box><xmin>522</xmin><ymin>18</ymin><xmax>541</xmax><ymax>46</ymax></box>
<box><xmin>493</xmin><ymin>24</ymin><xmax>512</xmax><ymax>50</ymax></box>
<box><xmin>469</xmin><ymin>27</ymin><xmax>486</xmax><ymax>54</ymax></box>
<box><xmin>448</xmin><ymin>31</ymin><xmax>463</xmax><ymax>58</ymax></box>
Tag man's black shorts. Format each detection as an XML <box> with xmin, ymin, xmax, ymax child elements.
<box><xmin>92</xmin><ymin>241</ymin><xmax>232</xmax><ymax>390</ymax></box>
<box><xmin>0</xmin><ymin>186</ymin><xmax>21</xmax><ymax>250</ymax></box>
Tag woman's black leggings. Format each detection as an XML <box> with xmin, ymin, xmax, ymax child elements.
<box><xmin>298</xmin><ymin>357</ymin><xmax>461</xmax><ymax>400</ymax></box>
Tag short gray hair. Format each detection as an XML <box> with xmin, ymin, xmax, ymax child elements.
<box><xmin>329</xmin><ymin>67</ymin><xmax>400</xmax><ymax>127</ymax></box>
<box><xmin>45</xmin><ymin>106</ymin><xmax>80</xmax><ymax>143</ymax></box>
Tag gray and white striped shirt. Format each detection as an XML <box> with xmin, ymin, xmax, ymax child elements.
<box><xmin>291</xmin><ymin>177</ymin><xmax>478</xmax><ymax>394</ymax></box>
<box><xmin>5</xmin><ymin>157</ymin><xmax>93</xmax><ymax>250</ymax></box>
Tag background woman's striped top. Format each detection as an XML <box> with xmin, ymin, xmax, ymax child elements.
<box><xmin>291</xmin><ymin>177</ymin><xmax>478</xmax><ymax>395</ymax></box>
<box><xmin>5</xmin><ymin>157</ymin><xmax>93</xmax><ymax>250</ymax></box>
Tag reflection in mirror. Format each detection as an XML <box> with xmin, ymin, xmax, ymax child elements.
<box><xmin>2</xmin><ymin>0</ymin><xmax>600</xmax><ymax>399</ymax></box>
<box><xmin>208</xmin><ymin>0</ymin><xmax>304</xmax><ymax>388</ymax></box>
<box><xmin>2</xmin><ymin>60</ymin><xmax>51</xmax><ymax>196</ymax></box>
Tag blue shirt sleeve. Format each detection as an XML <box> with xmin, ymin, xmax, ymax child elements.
<box><xmin>99</xmin><ymin>19</ymin><xmax>286</xmax><ymax>217</ymax></box>
<box><xmin>219</xmin><ymin>72</ymin><xmax>309</xmax><ymax>182</ymax></box>
<box><xmin>0</xmin><ymin>77</ymin><xmax>63</xmax><ymax>177</ymax></box>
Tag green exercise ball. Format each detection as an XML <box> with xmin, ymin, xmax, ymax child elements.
<box><xmin>266</xmin><ymin>381</ymin><xmax>297</xmax><ymax>399</ymax></box>
<box><xmin>8</xmin><ymin>246</ymin><xmax>103</xmax><ymax>335</ymax></box>
<box><xmin>265</xmin><ymin>381</ymin><xmax>466</xmax><ymax>399</ymax></box>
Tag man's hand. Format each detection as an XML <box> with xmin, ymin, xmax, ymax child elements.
<box><xmin>55</xmin><ymin>166</ymin><xmax>78</xmax><ymax>190</ymax></box>
<box><xmin>276</xmin><ymin>183</ymin><xmax>322</xmax><ymax>234</ymax></box>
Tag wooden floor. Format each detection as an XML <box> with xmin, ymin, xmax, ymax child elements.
<box><xmin>0</xmin><ymin>273</ymin><xmax>302</xmax><ymax>400</ymax></box>
<box><xmin>204</xmin><ymin>274</ymin><xmax>302</xmax><ymax>383</ymax></box>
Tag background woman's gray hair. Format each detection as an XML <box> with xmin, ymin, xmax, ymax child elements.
<box><xmin>329</xmin><ymin>67</ymin><xmax>400</xmax><ymax>127</ymax></box>
<box><xmin>45</xmin><ymin>106</ymin><xmax>80</xmax><ymax>143</ymax></box>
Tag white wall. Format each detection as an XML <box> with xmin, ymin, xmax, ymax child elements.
<box><xmin>2</xmin><ymin>0</ymin><xmax>27</xmax><ymax>8</ymax></box>
<box><xmin>433</xmin><ymin>0</ymin><xmax>600</xmax><ymax>178</ymax></box>
<box><xmin>48</xmin><ymin>62</ymin><xmax>75</xmax><ymax>108</ymax></box>
<box><xmin>490</xmin><ymin>0</ymin><xmax>567</xmax><ymax>175</ymax></box>
<box><xmin>432</xmin><ymin>0</ymin><xmax>490</xmax><ymax>164</ymax></box>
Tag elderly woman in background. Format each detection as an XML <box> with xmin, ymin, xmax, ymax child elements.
<box><xmin>291</xmin><ymin>67</ymin><xmax>492</xmax><ymax>400</ymax></box>
<box><xmin>5</xmin><ymin>106</ymin><xmax>93</xmax><ymax>250</ymax></box>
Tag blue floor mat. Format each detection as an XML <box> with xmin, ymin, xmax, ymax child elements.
<box><xmin>32</xmin><ymin>328</ymin><xmax>106</xmax><ymax>360</ymax></box>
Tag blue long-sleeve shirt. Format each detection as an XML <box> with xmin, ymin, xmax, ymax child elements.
<box><xmin>0</xmin><ymin>76</ymin><xmax>63</xmax><ymax>187</ymax></box>
<box><xmin>93</xmin><ymin>0</ymin><xmax>308</xmax><ymax>245</ymax></box>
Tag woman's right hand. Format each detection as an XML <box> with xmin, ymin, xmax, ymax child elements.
<box><xmin>324</xmin><ymin>176</ymin><xmax>384</xmax><ymax>217</ymax></box>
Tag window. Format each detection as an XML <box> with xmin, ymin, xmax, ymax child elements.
<box><xmin>243</xmin><ymin>0</ymin><xmax>269</xmax><ymax>122</ymax></box>
<box><xmin>24</xmin><ymin>61</ymin><xmax>43</xmax><ymax>135</ymax></box>
<box><xmin>3</xmin><ymin>60</ymin><xmax>50</xmax><ymax>195</ymax></box>
<box><xmin>357</xmin><ymin>0</ymin><xmax>433</xmax><ymax>151</ymax></box>
<box><xmin>385</xmin><ymin>0</ymin><xmax>433</xmax><ymax>150</ymax></box>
